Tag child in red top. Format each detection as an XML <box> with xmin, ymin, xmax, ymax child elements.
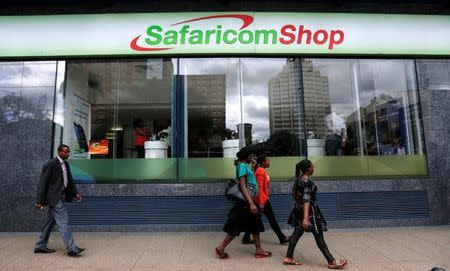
<box><xmin>254</xmin><ymin>164</ymin><xmax>269</xmax><ymax>207</ymax></box>
<box><xmin>242</xmin><ymin>154</ymin><xmax>290</xmax><ymax>245</ymax></box>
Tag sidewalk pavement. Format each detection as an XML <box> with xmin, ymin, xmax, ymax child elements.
<box><xmin>0</xmin><ymin>226</ymin><xmax>448</xmax><ymax>271</ymax></box>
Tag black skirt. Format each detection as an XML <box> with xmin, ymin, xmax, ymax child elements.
<box><xmin>223</xmin><ymin>202</ymin><xmax>265</xmax><ymax>236</ymax></box>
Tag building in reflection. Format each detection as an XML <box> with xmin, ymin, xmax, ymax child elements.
<box><xmin>268</xmin><ymin>59</ymin><xmax>331</xmax><ymax>138</ymax></box>
<box><xmin>236</xmin><ymin>123</ymin><xmax>252</xmax><ymax>147</ymax></box>
<box><xmin>268</xmin><ymin>59</ymin><xmax>301</xmax><ymax>136</ymax></box>
<box><xmin>346</xmin><ymin>93</ymin><xmax>417</xmax><ymax>156</ymax></box>
<box><xmin>187</xmin><ymin>74</ymin><xmax>226</xmax><ymax>132</ymax></box>
<box><xmin>187</xmin><ymin>74</ymin><xmax>226</xmax><ymax>157</ymax></box>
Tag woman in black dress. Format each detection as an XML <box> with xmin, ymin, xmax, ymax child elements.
<box><xmin>215</xmin><ymin>147</ymin><xmax>272</xmax><ymax>259</ymax></box>
<box><xmin>283</xmin><ymin>159</ymin><xmax>348</xmax><ymax>269</ymax></box>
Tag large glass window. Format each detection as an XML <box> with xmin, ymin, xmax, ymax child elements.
<box><xmin>301</xmin><ymin>59</ymin><xmax>362</xmax><ymax>156</ymax></box>
<box><xmin>60</xmin><ymin>60</ymin><xmax>119</xmax><ymax>159</ymax></box>
<box><xmin>0</xmin><ymin>61</ymin><xmax>57</xmax><ymax>166</ymax></box>
<box><xmin>301</xmin><ymin>59</ymin><xmax>426</xmax><ymax>178</ymax></box>
<box><xmin>53</xmin><ymin>59</ymin><xmax>176</xmax><ymax>183</ymax></box>
<box><xmin>241</xmin><ymin>58</ymin><xmax>305</xmax><ymax>157</ymax></box>
<box><xmin>0</xmin><ymin>61</ymin><xmax>56</xmax><ymax>124</ymax></box>
<box><xmin>358</xmin><ymin>60</ymin><xmax>424</xmax><ymax>156</ymax></box>
<box><xmin>302</xmin><ymin>59</ymin><xmax>425</xmax><ymax>157</ymax></box>
<box><xmin>54</xmin><ymin>59</ymin><xmax>174</xmax><ymax>160</ymax></box>
<box><xmin>178</xmin><ymin>58</ymin><xmax>240</xmax><ymax>158</ymax></box>
<box><xmin>46</xmin><ymin>57</ymin><xmax>428</xmax><ymax>182</ymax></box>
<box><xmin>117</xmin><ymin>59</ymin><xmax>174</xmax><ymax>159</ymax></box>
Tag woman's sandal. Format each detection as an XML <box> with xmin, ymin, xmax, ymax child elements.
<box><xmin>328</xmin><ymin>259</ymin><xmax>348</xmax><ymax>269</ymax></box>
<box><xmin>283</xmin><ymin>258</ymin><xmax>302</xmax><ymax>265</ymax></box>
<box><xmin>215</xmin><ymin>247</ymin><xmax>229</xmax><ymax>259</ymax></box>
<box><xmin>255</xmin><ymin>251</ymin><xmax>272</xmax><ymax>258</ymax></box>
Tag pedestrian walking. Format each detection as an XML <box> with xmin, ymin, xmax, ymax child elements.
<box><xmin>215</xmin><ymin>147</ymin><xmax>272</xmax><ymax>259</ymax></box>
<box><xmin>242</xmin><ymin>154</ymin><xmax>290</xmax><ymax>245</ymax></box>
<box><xmin>283</xmin><ymin>159</ymin><xmax>347</xmax><ymax>269</ymax></box>
<box><xmin>34</xmin><ymin>144</ymin><xmax>85</xmax><ymax>256</ymax></box>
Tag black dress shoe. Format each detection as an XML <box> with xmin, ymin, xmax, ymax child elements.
<box><xmin>67</xmin><ymin>247</ymin><xmax>85</xmax><ymax>256</ymax></box>
<box><xmin>34</xmin><ymin>247</ymin><xmax>56</xmax><ymax>253</ymax></box>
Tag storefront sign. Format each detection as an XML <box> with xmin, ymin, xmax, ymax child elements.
<box><xmin>0</xmin><ymin>12</ymin><xmax>449</xmax><ymax>57</ymax></box>
<box><xmin>131</xmin><ymin>15</ymin><xmax>344</xmax><ymax>51</ymax></box>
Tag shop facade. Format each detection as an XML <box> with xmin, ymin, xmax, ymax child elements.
<box><xmin>0</xmin><ymin>3</ymin><xmax>449</xmax><ymax>230</ymax></box>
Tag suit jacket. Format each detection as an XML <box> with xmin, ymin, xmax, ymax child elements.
<box><xmin>36</xmin><ymin>157</ymin><xmax>79</xmax><ymax>206</ymax></box>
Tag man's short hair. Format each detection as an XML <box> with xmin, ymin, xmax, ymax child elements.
<box><xmin>57</xmin><ymin>144</ymin><xmax>70</xmax><ymax>152</ymax></box>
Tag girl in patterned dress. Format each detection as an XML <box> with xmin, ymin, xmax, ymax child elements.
<box><xmin>283</xmin><ymin>159</ymin><xmax>348</xmax><ymax>269</ymax></box>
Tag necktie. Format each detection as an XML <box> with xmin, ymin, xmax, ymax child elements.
<box><xmin>61</xmin><ymin>162</ymin><xmax>68</xmax><ymax>188</ymax></box>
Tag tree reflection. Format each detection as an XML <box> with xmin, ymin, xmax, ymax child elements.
<box><xmin>252</xmin><ymin>130</ymin><xmax>301</xmax><ymax>156</ymax></box>
<box><xmin>0</xmin><ymin>92</ymin><xmax>51</xmax><ymax>123</ymax></box>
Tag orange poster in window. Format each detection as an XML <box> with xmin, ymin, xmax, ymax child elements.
<box><xmin>89</xmin><ymin>139</ymin><xmax>109</xmax><ymax>155</ymax></box>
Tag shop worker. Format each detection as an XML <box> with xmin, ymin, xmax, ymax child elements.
<box><xmin>34</xmin><ymin>144</ymin><xmax>86</xmax><ymax>256</ymax></box>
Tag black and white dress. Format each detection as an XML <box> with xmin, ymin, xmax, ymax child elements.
<box><xmin>288</xmin><ymin>177</ymin><xmax>327</xmax><ymax>233</ymax></box>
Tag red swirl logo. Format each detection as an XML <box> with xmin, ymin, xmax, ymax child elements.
<box><xmin>130</xmin><ymin>14</ymin><xmax>254</xmax><ymax>51</ymax></box>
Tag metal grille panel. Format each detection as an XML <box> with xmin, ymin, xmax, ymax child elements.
<box><xmin>67</xmin><ymin>191</ymin><xmax>429</xmax><ymax>226</ymax></box>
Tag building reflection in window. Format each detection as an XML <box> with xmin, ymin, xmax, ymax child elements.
<box><xmin>303</xmin><ymin>59</ymin><xmax>425</xmax><ymax>156</ymax></box>
<box><xmin>51</xmin><ymin>58</ymin><xmax>426</xmax><ymax>160</ymax></box>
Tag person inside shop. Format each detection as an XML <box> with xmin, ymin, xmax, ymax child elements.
<box><xmin>133</xmin><ymin>117</ymin><xmax>151</xmax><ymax>158</ymax></box>
<box><xmin>283</xmin><ymin>159</ymin><xmax>348</xmax><ymax>269</ymax></box>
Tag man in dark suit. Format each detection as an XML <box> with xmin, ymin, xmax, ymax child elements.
<box><xmin>34</xmin><ymin>144</ymin><xmax>85</xmax><ymax>256</ymax></box>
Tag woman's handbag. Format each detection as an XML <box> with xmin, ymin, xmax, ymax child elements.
<box><xmin>225</xmin><ymin>178</ymin><xmax>256</xmax><ymax>203</ymax></box>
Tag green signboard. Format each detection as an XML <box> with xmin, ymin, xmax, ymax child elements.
<box><xmin>0</xmin><ymin>12</ymin><xmax>450</xmax><ymax>57</ymax></box>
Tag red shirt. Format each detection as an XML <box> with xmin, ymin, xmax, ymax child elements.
<box><xmin>134</xmin><ymin>128</ymin><xmax>149</xmax><ymax>146</ymax></box>
<box><xmin>254</xmin><ymin>167</ymin><xmax>269</xmax><ymax>205</ymax></box>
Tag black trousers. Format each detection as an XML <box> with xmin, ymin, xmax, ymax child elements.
<box><xmin>135</xmin><ymin>145</ymin><xmax>145</xmax><ymax>158</ymax></box>
<box><xmin>286</xmin><ymin>226</ymin><xmax>334</xmax><ymax>263</ymax></box>
<box><xmin>242</xmin><ymin>199</ymin><xmax>286</xmax><ymax>242</ymax></box>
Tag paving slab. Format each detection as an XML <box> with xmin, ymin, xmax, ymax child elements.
<box><xmin>0</xmin><ymin>226</ymin><xmax>448</xmax><ymax>271</ymax></box>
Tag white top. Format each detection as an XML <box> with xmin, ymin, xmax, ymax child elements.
<box><xmin>158</xmin><ymin>126</ymin><xmax>172</xmax><ymax>146</ymax></box>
